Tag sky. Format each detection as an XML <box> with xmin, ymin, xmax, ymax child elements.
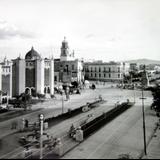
<box><xmin>0</xmin><ymin>0</ymin><xmax>160</xmax><ymax>62</ymax></box>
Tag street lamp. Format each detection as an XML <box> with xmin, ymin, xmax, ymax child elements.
<box><xmin>61</xmin><ymin>91</ymin><xmax>64</xmax><ymax>114</ymax></box>
<box><xmin>140</xmin><ymin>89</ymin><xmax>147</xmax><ymax>156</ymax></box>
<box><xmin>39</xmin><ymin>114</ymin><xmax>44</xmax><ymax>159</ymax></box>
<box><xmin>0</xmin><ymin>91</ymin><xmax>2</xmax><ymax>105</ymax></box>
<box><xmin>139</xmin><ymin>65</ymin><xmax>148</xmax><ymax>156</ymax></box>
<box><xmin>133</xmin><ymin>84</ymin><xmax>136</xmax><ymax>104</ymax></box>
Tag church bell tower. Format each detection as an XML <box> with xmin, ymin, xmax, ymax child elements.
<box><xmin>60</xmin><ymin>37</ymin><xmax>69</xmax><ymax>61</ymax></box>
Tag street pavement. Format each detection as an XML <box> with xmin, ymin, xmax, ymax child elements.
<box><xmin>0</xmin><ymin>85</ymin><xmax>156</xmax><ymax>159</ymax></box>
<box><xmin>62</xmin><ymin>96</ymin><xmax>157</xmax><ymax>159</ymax></box>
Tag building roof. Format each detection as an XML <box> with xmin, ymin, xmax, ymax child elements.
<box><xmin>25</xmin><ymin>47</ymin><xmax>41</xmax><ymax>60</ymax></box>
<box><xmin>84</xmin><ymin>61</ymin><xmax>121</xmax><ymax>66</ymax></box>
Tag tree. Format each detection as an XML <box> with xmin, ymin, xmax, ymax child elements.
<box><xmin>21</xmin><ymin>93</ymin><xmax>32</xmax><ymax>111</ymax></box>
<box><xmin>151</xmin><ymin>84</ymin><xmax>160</xmax><ymax>114</ymax></box>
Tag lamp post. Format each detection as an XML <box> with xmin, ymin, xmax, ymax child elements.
<box><xmin>133</xmin><ymin>84</ymin><xmax>136</xmax><ymax>104</ymax></box>
<box><xmin>134</xmin><ymin>88</ymin><xmax>136</xmax><ymax>104</ymax></box>
<box><xmin>61</xmin><ymin>91</ymin><xmax>64</xmax><ymax>114</ymax></box>
<box><xmin>140</xmin><ymin>88</ymin><xmax>147</xmax><ymax>156</ymax></box>
<box><xmin>39</xmin><ymin>114</ymin><xmax>44</xmax><ymax>159</ymax></box>
<box><xmin>139</xmin><ymin>65</ymin><xmax>148</xmax><ymax>156</ymax></box>
<box><xmin>0</xmin><ymin>91</ymin><xmax>2</xmax><ymax>105</ymax></box>
<box><xmin>131</xmin><ymin>74</ymin><xmax>136</xmax><ymax>104</ymax></box>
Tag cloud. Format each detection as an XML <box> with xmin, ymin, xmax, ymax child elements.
<box><xmin>0</xmin><ymin>20</ymin><xmax>35</xmax><ymax>39</ymax></box>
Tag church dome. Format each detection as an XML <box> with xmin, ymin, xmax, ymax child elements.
<box><xmin>25</xmin><ymin>47</ymin><xmax>41</xmax><ymax>60</ymax></box>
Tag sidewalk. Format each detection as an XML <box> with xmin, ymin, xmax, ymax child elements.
<box><xmin>62</xmin><ymin>101</ymin><xmax>157</xmax><ymax>159</ymax></box>
<box><xmin>143</xmin><ymin>121</ymin><xmax>160</xmax><ymax>159</ymax></box>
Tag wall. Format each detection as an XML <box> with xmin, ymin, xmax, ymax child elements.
<box><xmin>35</xmin><ymin>59</ymin><xmax>44</xmax><ymax>94</ymax></box>
<box><xmin>12</xmin><ymin>59</ymin><xmax>26</xmax><ymax>96</ymax></box>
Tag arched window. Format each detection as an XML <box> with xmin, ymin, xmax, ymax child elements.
<box><xmin>44</xmin><ymin>87</ymin><xmax>47</xmax><ymax>94</ymax></box>
<box><xmin>47</xmin><ymin>87</ymin><xmax>50</xmax><ymax>94</ymax></box>
<box><xmin>31</xmin><ymin>88</ymin><xmax>36</xmax><ymax>97</ymax></box>
<box><xmin>25</xmin><ymin>88</ymin><xmax>30</xmax><ymax>95</ymax></box>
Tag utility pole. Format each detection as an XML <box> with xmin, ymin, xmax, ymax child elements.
<box><xmin>131</xmin><ymin>74</ymin><xmax>136</xmax><ymax>103</ymax></box>
<box><xmin>62</xmin><ymin>92</ymin><xmax>64</xmax><ymax>114</ymax></box>
<box><xmin>7</xmin><ymin>93</ymin><xmax>8</xmax><ymax>105</ymax></box>
<box><xmin>139</xmin><ymin>65</ymin><xmax>147</xmax><ymax>156</ymax></box>
<box><xmin>133</xmin><ymin>84</ymin><xmax>136</xmax><ymax>104</ymax></box>
<box><xmin>134</xmin><ymin>88</ymin><xmax>136</xmax><ymax>104</ymax></box>
<box><xmin>39</xmin><ymin>114</ymin><xmax>44</xmax><ymax>159</ymax></box>
<box><xmin>140</xmin><ymin>88</ymin><xmax>147</xmax><ymax>155</ymax></box>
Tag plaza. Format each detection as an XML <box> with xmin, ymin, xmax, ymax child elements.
<box><xmin>0</xmin><ymin>83</ymin><xmax>157</xmax><ymax>159</ymax></box>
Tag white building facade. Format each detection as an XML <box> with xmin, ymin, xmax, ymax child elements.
<box><xmin>84</xmin><ymin>61</ymin><xmax>129</xmax><ymax>82</ymax></box>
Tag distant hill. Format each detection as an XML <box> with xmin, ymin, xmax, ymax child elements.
<box><xmin>125</xmin><ymin>59</ymin><xmax>160</xmax><ymax>65</ymax></box>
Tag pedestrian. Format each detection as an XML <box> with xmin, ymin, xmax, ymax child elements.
<box><xmin>25</xmin><ymin>119</ymin><xmax>29</xmax><ymax>128</ymax></box>
<box><xmin>20</xmin><ymin>118</ymin><xmax>25</xmax><ymax>131</ymax></box>
<box><xmin>11</xmin><ymin>120</ymin><xmax>18</xmax><ymax>129</ymax></box>
<box><xmin>65</xmin><ymin>86</ymin><xmax>70</xmax><ymax>101</ymax></box>
<box><xmin>69</xmin><ymin>124</ymin><xmax>76</xmax><ymax>138</ymax></box>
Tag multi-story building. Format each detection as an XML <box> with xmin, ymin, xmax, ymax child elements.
<box><xmin>12</xmin><ymin>47</ymin><xmax>54</xmax><ymax>97</ymax></box>
<box><xmin>130</xmin><ymin>63</ymin><xmax>139</xmax><ymax>72</ymax></box>
<box><xmin>0</xmin><ymin>38</ymin><xmax>84</xmax><ymax>98</ymax></box>
<box><xmin>0</xmin><ymin>57</ymin><xmax>13</xmax><ymax>104</ymax></box>
<box><xmin>54</xmin><ymin>37</ymin><xmax>84</xmax><ymax>84</ymax></box>
<box><xmin>84</xmin><ymin>61</ymin><xmax>129</xmax><ymax>82</ymax></box>
<box><xmin>0</xmin><ymin>57</ymin><xmax>13</xmax><ymax>98</ymax></box>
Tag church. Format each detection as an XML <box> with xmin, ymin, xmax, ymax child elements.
<box><xmin>0</xmin><ymin>37</ymin><xmax>84</xmax><ymax>101</ymax></box>
<box><xmin>54</xmin><ymin>37</ymin><xmax>84</xmax><ymax>85</ymax></box>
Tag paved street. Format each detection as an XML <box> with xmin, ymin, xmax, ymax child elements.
<box><xmin>62</xmin><ymin>90</ymin><xmax>157</xmax><ymax>159</ymax></box>
<box><xmin>0</xmin><ymin>85</ymin><xmax>156</xmax><ymax>159</ymax></box>
<box><xmin>0</xmin><ymin>86</ymin><xmax>105</xmax><ymax>158</ymax></box>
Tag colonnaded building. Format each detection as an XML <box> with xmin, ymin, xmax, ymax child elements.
<box><xmin>0</xmin><ymin>58</ymin><xmax>13</xmax><ymax>103</ymax></box>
